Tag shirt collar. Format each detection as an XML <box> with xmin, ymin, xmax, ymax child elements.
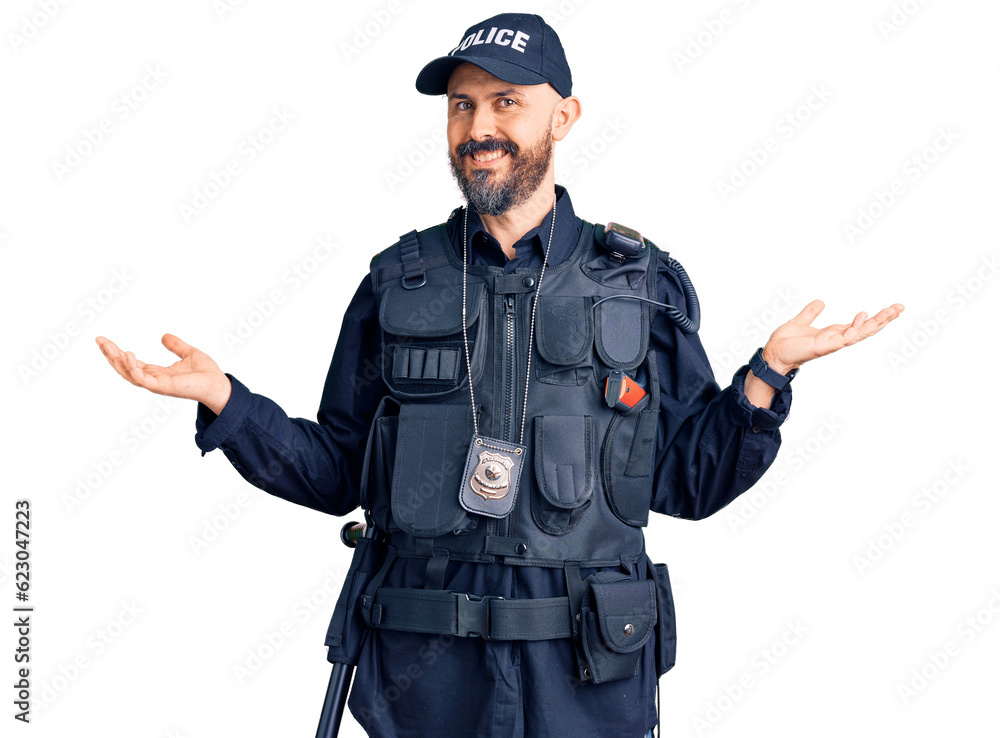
<box><xmin>446</xmin><ymin>184</ymin><xmax>581</xmax><ymax>272</ymax></box>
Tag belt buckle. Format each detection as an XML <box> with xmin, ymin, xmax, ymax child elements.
<box><xmin>453</xmin><ymin>592</ymin><xmax>502</xmax><ymax>639</ymax></box>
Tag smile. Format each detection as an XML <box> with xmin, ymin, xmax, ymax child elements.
<box><xmin>470</xmin><ymin>149</ymin><xmax>509</xmax><ymax>165</ymax></box>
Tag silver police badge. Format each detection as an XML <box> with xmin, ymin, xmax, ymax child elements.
<box><xmin>459</xmin><ymin>434</ymin><xmax>526</xmax><ymax>519</ymax></box>
<box><xmin>470</xmin><ymin>450</ymin><xmax>514</xmax><ymax>500</ymax></box>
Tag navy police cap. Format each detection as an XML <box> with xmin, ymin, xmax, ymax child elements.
<box><xmin>416</xmin><ymin>13</ymin><xmax>572</xmax><ymax>98</ymax></box>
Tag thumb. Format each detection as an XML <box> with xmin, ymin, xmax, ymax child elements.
<box><xmin>792</xmin><ymin>299</ymin><xmax>825</xmax><ymax>326</ymax></box>
<box><xmin>161</xmin><ymin>333</ymin><xmax>198</xmax><ymax>358</ymax></box>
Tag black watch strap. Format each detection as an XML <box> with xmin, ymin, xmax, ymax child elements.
<box><xmin>749</xmin><ymin>347</ymin><xmax>798</xmax><ymax>391</ymax></box>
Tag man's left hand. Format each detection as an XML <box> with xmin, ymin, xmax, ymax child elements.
<box><xmin>762</xmin><ymin>299</ymin><xmax>905</xmax><ymax>374</ymax></box>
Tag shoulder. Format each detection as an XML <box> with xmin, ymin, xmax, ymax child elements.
<box><xmin>369</xmin><ymin>214</ymin><xmax>455</xmax><ymax>271</ymax></box>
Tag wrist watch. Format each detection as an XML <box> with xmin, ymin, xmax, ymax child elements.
<box><xmin>749</xmin><ymin>347</ymin><xmax>798</xmax><ymax>391</ymax></box>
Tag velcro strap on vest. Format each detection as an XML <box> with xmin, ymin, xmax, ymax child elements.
<box><xmin>398</xmin><ymin>230</ymin><xmax>426</xmax><ymax>289</ymax></box>
<box><xmin>367</xmin><ymin>587</ymin><xmax>573</xmax><ymax>640</ymax></box>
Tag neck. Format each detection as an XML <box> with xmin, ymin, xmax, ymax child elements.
<box><xmin>477</xmin><ymin>173</ymin><xmax>557</xmax><ymax>259</ymax></box>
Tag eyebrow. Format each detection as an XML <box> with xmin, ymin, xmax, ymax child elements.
<box><xmin>448</xmin><ymin>89</ymin><xmax>522</xmax><ymax>101</ymax></box>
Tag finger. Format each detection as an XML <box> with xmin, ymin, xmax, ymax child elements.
<box><xmin>860</xmin><ymin>304</ymin><xmax>905</xmax><ymax>336</ymax></box>
<box><xmin>124</xmin><ymin>351</ymin><xmax>154</xmax><ymax>389</ymax></box>
<box><xmin>162</xmin><ymin>333</ymin><xmax>197</xmax><ymax>359</ymax></box>
<box><xmin>96</xmin><ymin>336</ymin><xmax>121</xmax><ymax>360</ymax></box>
<box><xmin>871</xmin><ymin>303</ymin><xmax>904</xmax><ymax>322</ymax></box>
<box><xmin>792</xmin><ymin>299</ymin><xmax>826</xmax><ymax>326</ymax></box>
<box><xmin>97</xmin><ymin>338</ymin><xmax>140</xmax><ymax>385</ymax></box>
<box><xmin>851</xmin><ymin>312</ymin><xmax>867</xmax><ymax>330</ymax></box>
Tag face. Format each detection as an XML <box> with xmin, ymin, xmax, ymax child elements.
<box><xmin>446</xmin><ymin>63</ymin><xmax>563</xmax><ymax>216</ymax></box>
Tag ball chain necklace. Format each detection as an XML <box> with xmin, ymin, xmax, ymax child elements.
<box><xmin>457</xmin><ymin>195</ymin><xmax>557</xmax><ymax>519</ymax></box>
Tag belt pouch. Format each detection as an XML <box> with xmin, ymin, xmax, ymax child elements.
<box><xmin>580</xmin><ymin>575</ymin><xmax>657</xmax><ymax>684</ymax></box>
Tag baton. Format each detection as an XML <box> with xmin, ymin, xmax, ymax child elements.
<box><xmin>315</xmin><ymin>521</ymin><xmax>369</xmax><ymax>738</ymax></box>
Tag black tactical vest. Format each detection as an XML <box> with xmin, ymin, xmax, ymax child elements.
<box><xmin>325</xmin><ymin>215</ymin><xmax>678</xmax><ymax>684</ymax></box>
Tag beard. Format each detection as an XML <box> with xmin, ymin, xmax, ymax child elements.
<box><xmin>448</xmin><ymin>127</ymin><xmax>553</xmax><ymax>217</ymax></box>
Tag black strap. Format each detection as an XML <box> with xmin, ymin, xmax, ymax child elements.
<box><xmin>564</xmin><ymin>561</ymin><xmax>589</xmax><ymax>681</ymax></box>
<box><xmin>424</xmin><ymin>550</ymin><xmax>450</xmax><ymax>591</ymax></box>
<box><xmin>360</xmin><ymin>546</ymin><xmax>397</xmax><ymax>628</ymax></box>
<box><xmin>377</xmin><ymin>253</ymin><xmax>450</xmax><ymax>283</ymax></box>
<box><xmin>398</xmin><ymin>230</ymin><xmax>426</xmax><ymax>289</ymax></box>
<box><xmin>563</xmin><ymin>561</ymin><xmax>585</xmax><ymax>638</ymax></box>
<box><xmin>368</xmin><ymin>587</ymin><xmax>573</xmax><ymax>641</ymax></box>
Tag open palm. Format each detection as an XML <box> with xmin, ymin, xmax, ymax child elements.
<box><xmin>764</xmin><ymin>299</ymin><xmax>905</xmax><ymax>373</ymax></box>
<box><xmin>95</xmin><ymin>333</ymin><xmax>230</xmax><ymax>412</ymax></box>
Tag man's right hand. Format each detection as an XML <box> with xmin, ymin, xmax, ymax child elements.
<box><xmin>95</xmin><ymin>333</ymin><xmax>232</xmax><ymax>415</ymax></box>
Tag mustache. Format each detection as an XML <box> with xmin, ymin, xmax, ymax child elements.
<box><xmin>457</xmin><ymin>138</ymin><xmax>518</xmax><ymax>158</ymax></box>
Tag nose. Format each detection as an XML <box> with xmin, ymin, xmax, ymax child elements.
<box><xmin>469</xmin><ymin>104</ymin><xmax>497</xmax><ymax>142</ymax></box>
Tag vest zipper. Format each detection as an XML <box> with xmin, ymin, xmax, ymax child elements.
<box><xmin>502</xmin><ymin>293</ymin><xmax>517</xmax><ymax>539</ymax></box>
<box><xmin>504</xmin><ymin>294</ymin><xmax>516</xmax><ymax>441</ymax></box>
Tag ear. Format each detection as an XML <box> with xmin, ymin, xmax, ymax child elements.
<box><xmin>550</xmin><ymin>95</ymin><xmax>582</xmax><ymax>142</ymax></box>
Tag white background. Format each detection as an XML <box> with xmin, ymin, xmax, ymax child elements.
<box><xmin>3</xmin><ymin>1</ymin><xmax>998</xmax><ymax>736</ymax></box>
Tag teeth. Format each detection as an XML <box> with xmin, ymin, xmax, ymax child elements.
<box><xmin>473</xmin><ymin>150</ymin><xmax>505</xmax><ymax>162</ymax></box>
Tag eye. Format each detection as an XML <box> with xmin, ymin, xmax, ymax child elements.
<box><xmin>454</xmin><ymin>100</ymin><xmax>472</xmax><ymax>112</ymax></box>
<box><xmin>499</xmin><ymin>98</ymin><xmax>517</xmax><ymax>107</ymax></box>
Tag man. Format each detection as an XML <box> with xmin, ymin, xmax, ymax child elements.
<box><xmin>95</xmin><ymin>13</ymin><xmax>903</xmax><ymax>737</ymax></box>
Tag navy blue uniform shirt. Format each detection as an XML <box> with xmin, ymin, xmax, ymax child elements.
<box><xmin>194</xmin><ymin>185</ymin><xmax>791</xmax><ymax>736</ymax></box>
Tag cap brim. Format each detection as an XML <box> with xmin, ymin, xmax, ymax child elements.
<box><xmin>415</xmin><ymin>55</ymin><xmax>550</xmax><ymax>96</ymax></box>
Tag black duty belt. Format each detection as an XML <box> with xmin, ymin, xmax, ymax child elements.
<box><xmin>362</xmin><ymin>587</ymin><xmax>573</xmax><ymax>640</ymax></box>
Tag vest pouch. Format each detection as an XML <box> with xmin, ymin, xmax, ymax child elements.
<box><xmin>533</xmin><ymin>295</ymin><xmax>594</xmax><ymax>386</ymax></box>
<box><xmin>359</xmin><ymin>396</ymin><xmax>400</xmax><ymax>534</ymax></box>
<box><xmin>592</xmin><ymin>293</ymin><xmax>649</xmax><ymax>371</ymax></box>
<box><xmin>580</xmin><ymin>574</ymin><xmax>657</xmax><ymax>684</ymax></box>
<box><xmin>531</xmin><ymin>415</ymin><xmax>595</xmax><ymax>535</ymax></box>
<box><xmin>390</xmin><ymin>402</ymin><xmax>477</xmax><ymax>538</ymax></box>
<box><xmin>380</xmin><ymin>282</ymin><xmax>488</xmax><ymax>399</ymax></box>
<box><xmin>647</xmin><ymin>556</ymin><xmax>677</xmax><ymax>676</ymax></box>
<box><xmin>601</xmin><ymin>350</ymin><xmax>660</xmax><ymax>527</ymax></box>
<box><xmin>324</xmin><ymin>536</ymin><xmax>387</xmax><ymax>664</ymax></box>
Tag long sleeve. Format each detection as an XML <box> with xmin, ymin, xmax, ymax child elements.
<box><xmin>192</xmin><ymin>274</ymin><xmax>384</xmax><ymax>517</ymax></box>
<box><xmin>650</xmin><ymin>253</ymin><xmax>792</xmax><ymax>520</ymax></box>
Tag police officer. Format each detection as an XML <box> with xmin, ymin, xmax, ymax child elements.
<box><xmin>96</xmin><ymin>12</ymin><xmax>904</xmax><ymax>738</ymax></box>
